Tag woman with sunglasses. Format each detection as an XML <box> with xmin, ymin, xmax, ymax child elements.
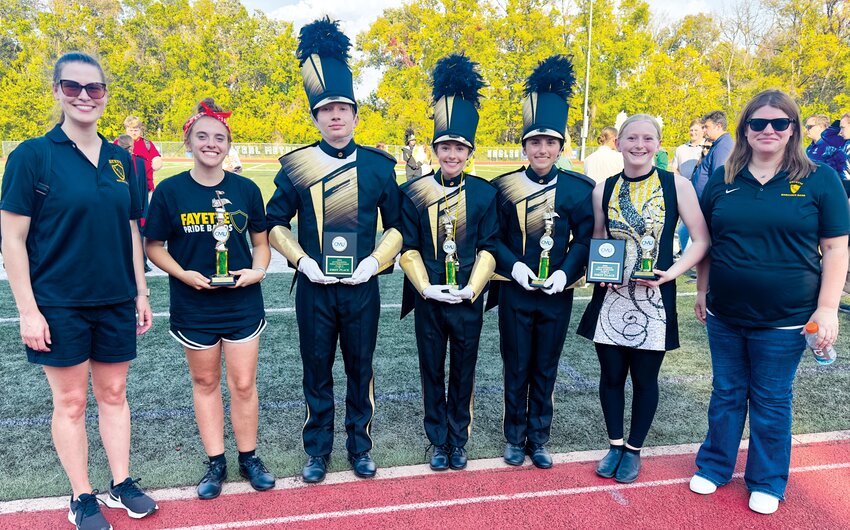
<box><xmin>0</xmin><ymin>52</ymin><xmax>157</xmax><ymax>530</ymax></box>
<box><xmin>144</xmin><ymin>98</ymin><xmax>273</xmax><ymax>500</ymax></box>
<box><xmin>689</xmin><ymin>90</ymin><xmax>849</xmax><ymax>514</ymax></box>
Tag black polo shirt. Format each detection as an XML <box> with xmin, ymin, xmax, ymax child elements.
<box><xmin>700</xmin><ymin>164</ymin><xmax>850</xmax><ymax>327</ymax></box>
<box><xmin>1</xmin><ymin>125</ymin><xmax>142</xmax><ymax>307</ymax></box>
<box><xmin>144</xmin><ymin>171</ymin><xmax>266</xmax><ymax>329</ymax></box>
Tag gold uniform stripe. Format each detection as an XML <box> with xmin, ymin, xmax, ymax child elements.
<box><xmin>399</xmin><ymin>250</ymin><xmax>430</xmax><ymax>294</ymax></box>
<box><xmin>372</xmin><ymin>228</ymin><xmax>403</xmax><ymax>271</ymax></box>
<box><xmin>269</xmin><ymin>225</ymin><xmax>307</xmax><ymax>265</ymax></box>
<box><xmin>467</xmin><ymin>250</ymin><xmax>496</xmax><ymax>302</ymax></box>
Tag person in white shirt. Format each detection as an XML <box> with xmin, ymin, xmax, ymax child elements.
<box><xmin>671</xmin><ymin>119</ymin><xmax>705</xmax><ymax>253</ymax></box>
<box><xmin>583</xmin><ymin>127</ymin><xmax>623</xmax><ymax>183</ymax></box>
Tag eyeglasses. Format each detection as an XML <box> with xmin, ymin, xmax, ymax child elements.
<box><xmin>57</xmin><ymin>80</ymin><xmax>107</xmax><ymax>99</ymax></box>
<box><xmin>746</xmin><ymin>118</ymin><xmax>794</xmax><ymax>132</ymax></box>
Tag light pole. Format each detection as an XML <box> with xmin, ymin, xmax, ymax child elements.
<box><xmin>580</xmin><ymin>0</ymin><xmax>593</xmax><ymax>161</ymax></box>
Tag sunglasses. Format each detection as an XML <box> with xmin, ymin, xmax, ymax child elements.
<box><xmin>746</xmin><ymin>118</ymin><xmax>794</xmax><ymax>132</ymax></box>
<box><xmin>58</xmin><ymin>80</ymin><xmax>107</xmax><ymax>99</ymax></box>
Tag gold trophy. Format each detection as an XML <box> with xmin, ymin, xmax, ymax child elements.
<box><xmin>210</xmin><ymin>191</ymin><xmax>237</xmax><ymax>286</ymax></box>
<box><xmin>633</xmin><ymin>213</ymin><xmax>658</xmax><ymax>280</ymax></box>
<box><xmin>530</xmin><ymin>204</ymin><xmax>557</xmax><ymax>288</ymax></box>
<box><xmin>442</xmin><ymin>212</ymin><xmax>460</xmax><ymax>289</ymax></box>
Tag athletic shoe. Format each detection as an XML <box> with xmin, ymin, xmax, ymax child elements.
<box><xmin>104</xmin><ymin>477</ymin><xmax>158</xmax><ymax>518</ymax></box>
<box><xmin>239</xmin><ymin>455</ymin><xmax>275</xmax><ymax>491</ymax></box>
<box><xmin>689</xmin><ymin>474</ymin><xmax>717</xmax><ymax>495</ymax></box>
<box><xmin>749</xmin><ymin>491</ymin><xmax>780</xmax><ymax>514</ymax></box>
<box><xmin>197</xmin><ymin>459</ymin><xmax>227</xmax><ymax>500</ymax></box>
<box><xmin>68</xmin><ymin>492</ymin><xmax>111</xmax><ymax>530</ymax></box>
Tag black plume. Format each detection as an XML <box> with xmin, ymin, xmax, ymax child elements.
<box><xmin>524</xmin><ymin>55</ymin><xmax>575</xmax><ymax>100</ymax></box>
<box><xmin>431</xmin><ymin>54</ymin><xmax>486</xmax><ymax>108</ymax></box>
<box><xmin>297</xmin><ymin>17</ymin><xmax>351</xmax><ymax>66</ymax></box>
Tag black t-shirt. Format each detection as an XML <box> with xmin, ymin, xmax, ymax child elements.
<box><xmin>700</xmin><ymin>163</ymin><xmax>850</xmax><ymax>327</ymax></box>
<box><xmin>0</xmin><ymin>126</ymin><xmax>142</xmax><ymax>306</ymax></box>
<box><xmin>144</xmin><ymin>171</ymin><xmax>266</xmax><ymax>329</ymax></box>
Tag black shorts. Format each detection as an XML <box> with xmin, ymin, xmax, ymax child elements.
<box><xmin>169</xmin><ymin>319</ymin><xmax>267</xmax><ymax>350</ymax></box>
<box><xmin>26</xmin><ymin>301</ymin><xmax>137</xmax><ymax>367</ymax></box>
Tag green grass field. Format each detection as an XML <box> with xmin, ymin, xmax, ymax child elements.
<box><xmin>0</xmin><ymin>273</ymin><xmax>849</xmax><ymax>501</ymax></box>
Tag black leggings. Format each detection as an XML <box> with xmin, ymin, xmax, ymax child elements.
<box><xmin>595</xmin><ymin>343</ymin><xmax>666</xmax><ymax>448</ymax></box>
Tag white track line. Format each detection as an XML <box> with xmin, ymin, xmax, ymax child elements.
<box><xmin>1</xmin><ymin>431</ymin><xmax>847</xmax><ymax>516</ymax></box>
<box><xmin>158</xmin><ymin>462</ymin><xmax>850</xmax><ymax>530</ymax></box>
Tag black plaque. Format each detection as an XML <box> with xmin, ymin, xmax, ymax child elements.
<box><xmin>586</xmin><ymin>238</ymin><xmax>626</xmax><ymax>284</ymax></box>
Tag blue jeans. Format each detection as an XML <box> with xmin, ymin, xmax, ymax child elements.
<box><xmin>694</xmin><ymin>314</ymin><xmax>804</xmax><ymax>500</ymax></box>
<box><xmin>677</xmin><ymin>221</ymin><xmax>689</xmax><ymax>252</ymax></box>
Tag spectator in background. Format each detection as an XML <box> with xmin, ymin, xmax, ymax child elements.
<box><xmin>117</xmin><ymin>134</ymin><xmax>151</xmax><ymax>272</ymax></box>
<box><xmin>124</xmin><ymin>115</ymin><xmax>162</xmax><ymax>198</ymax></box>
<box><xmin>840</xmin><ymin>112</ymin><xmax>850</xmax><ymax>179</ymax></box>
<box><xmin>402</xmin><ymin>130</ymin><xmax>423</xmax><ymax>181</ymax></box>
<box><xmin>671</xmin><ymin>119</ymin><xmax>706</xmax><ymax>253</ymax></box>
<box><xmin>804</xmin><ymin>115</ymin><xmax>846</xmax><ymax>176</ymax></box>
<box><xmin>584</xmin><ymin>126</ymin><xmax>623</xmax><ymax>183</ymax></box>
<box><xmin>375</xmin><ymin>141</ymin><xmax>387</xmax><ymax>151</ymax></box>
<box><xmin>692</xmin><ymin>111</ymin><xmax>733</xmax><ymax>199</ymax></box>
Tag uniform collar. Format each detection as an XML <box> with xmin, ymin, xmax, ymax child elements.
<box><xmin>319</xmin><ymin>139</ymin><xmax>356</xmax><ymax>159</ymax></box>
<box><xmin>525</xmin><ymin>165</ymin><xmax>558</xmax><ymax>185</ymax></box>
<box><xmin>622</xmin><ymin>166</ymin><xmax>656</xmax><ymax>182</ymax></box>
<box><xmin>46</xmin><ymin>123</ymin><xmax>109</xmax><ymax>145</ymax></box>
<box><xmin>434</xmin><ymin>169</ymin><xmax>463</xmax><ymax>188</ymax></box>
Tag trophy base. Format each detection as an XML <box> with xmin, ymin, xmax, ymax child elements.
<box><xmin>529</xmin><ymin>278</ymin><xmax>548</xmax><ymax>288</ymax></box>
<box><xmin>210</xmin><ymin>275</ymin><xmax>237</xmax><ymax>286</ymax></box>
<box><xmin>631</xmin><ymin>271</ymin><xmax>658</xmax><ymax>281</ymax></box>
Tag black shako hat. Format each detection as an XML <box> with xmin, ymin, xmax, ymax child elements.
<box><xmin>297</xmin><ymin>17</ymin><xmax>356</xmax><ymax>112</ymax></box>
<box><xmin>431</xmin><ymin>54</ymin><xmax>485</xmax><ymax>149</ymax></box>
<box><xmin>522</xmin><ymin>55</ymin><xmax>576</xmax><ymax>141</ymax></box>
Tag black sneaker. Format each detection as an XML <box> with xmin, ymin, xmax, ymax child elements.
<box><xmin>68</xmin><ymin>492</ymin><xmax>111</xmax><ymax>530</ymax></box>
<box><xmin>239</xmin><ymin>455</ymin><xmax>275</xmax><ymax>491</ymax></box>
<box><xmin>197</xmin><ymin>459</ymin><xmax>227</xmax><ymax>500</ymax></box>
<box><xmin>105</xmin><ymin>477</ymin><xmax>158</xmax><ymax>519</ymax></box>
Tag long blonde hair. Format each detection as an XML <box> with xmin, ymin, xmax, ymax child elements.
<box><xmin>724</xmin><ymin>90</ymin><xmax>815</xmax><ymax>184</ymax></box>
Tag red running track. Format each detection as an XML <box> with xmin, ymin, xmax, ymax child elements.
<box><xmin>2</xmin><ymin>438</ymin><xmax>849</xmax><ymax>529</ymax></box>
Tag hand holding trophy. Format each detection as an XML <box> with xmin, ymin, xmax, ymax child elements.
<box><xmin>530</xmin><ymin>203</ymin><xmax>558</xmax><ymax>288</ymax></box>
<box><xmin>442</xmin><ymin>211</ymin><xmax>460</xmax><ymax>290</ymax></box>
<box><xmin>210</xmin><ymin>190</ymin><xmax>237</xmax><ymax>286</ymax></box>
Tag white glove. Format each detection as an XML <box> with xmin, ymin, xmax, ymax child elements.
<box><xmin>423</xmin><ymin>285</ymin><xmax>462</xmax><ymax>304</ymax></box>
<box><xmin>511</xmin><ymin>262</ymin><xmax>537</xmax><ymax>291</ymax></box>
<box><xmin>542</xmin><ymin>270</ymin><xmax>567</xmax><ymax>295</ymax></box>
<box><xmin>297</xmin><ymin>257</ymin><xmax>339</xmax><ymax>284</ymax></box>
<box><xmin>449</xmin><ymin>286</ymin><xmax>475</xmax><ymax>300</ymax></box>
<box><xmin>341</xmin><ymin>256</ymin><xmax>379</xmax><ymax>285</ymax></box>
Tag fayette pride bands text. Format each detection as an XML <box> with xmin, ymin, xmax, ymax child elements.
<box><xmin>180</xmin><ymin>212</ymin><xmax>235</xmax><ymax>233</ymax></box>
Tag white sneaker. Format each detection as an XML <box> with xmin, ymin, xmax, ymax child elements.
<box><xmin>689</xmin><ymin>475</ymin><xmax>717</xmax><ymax>495</ymax></box>
<box><xmin>749</xmin><ymin>492</ymin><xmax>780</xmax><ymax>514</ymax></box>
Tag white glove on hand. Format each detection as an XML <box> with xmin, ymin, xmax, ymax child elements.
<box><xmin>298</xmin><ymin>257</ymin><xmax>339</xmax><ymax>284</ymax></box>
<box><xmin>341</xmin><ymin>256</ymin><xmax>379</xmax><ymax>285</ymax></box>
<box><xmin>423</xmin><ymin>285</ymin><xmax>462</xmax><ymax>304</ymax></box>
<box><xmin>449</xmin><ymin>286</ymin><xmax>475</xmax><ymax>300</ymax></box>
<box><xmin>542</xmin><ymin>270</ymin><xmax>567</xmax><ymax>295</ymax></box>
<box><xmin>511</xmin><ymin>262</ymin><xmax>537</xmax><ymax>291</ymax></box>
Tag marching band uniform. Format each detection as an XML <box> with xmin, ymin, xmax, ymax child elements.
<box><xmin>398</xmin><ymin>55</ymin><xmax>497</xmax><ymax>470</ymax></box>
<box><xmin>265</xmin><ymin>18</ymin><xmax>402</xmax><ymax>483</ymax></box>
<box><xmin>488</xmin><ymin>56</ymin><xmax>594</xmax><ymax>468</ymax></box>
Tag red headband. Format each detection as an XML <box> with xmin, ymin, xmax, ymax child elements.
<box><xmin>183</xmin><ymin>102</ymin><xmax>232</xmax><ymax>138</ymax></box>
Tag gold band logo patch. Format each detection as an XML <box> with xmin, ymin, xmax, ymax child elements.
<box><xmin>110</xmin><ymin>160</ymin><xmax>126</xmax><ymax>183</ymax></box>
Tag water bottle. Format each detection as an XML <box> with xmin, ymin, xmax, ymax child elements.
<box><xmin>804</xmin><ymin>322</ymin><xmax>837</xmax><ymax>365</ymax></box>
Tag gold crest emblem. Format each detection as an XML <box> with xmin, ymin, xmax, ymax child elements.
<box><xmin>789</xmin><ymin>181</ymin><xmax>802</xmax><ymax>194</ymax></box>
<box><xmin>110</xmin><ymin>160</ymin><xmax>126</xmax><ymax>183</ymax></box>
